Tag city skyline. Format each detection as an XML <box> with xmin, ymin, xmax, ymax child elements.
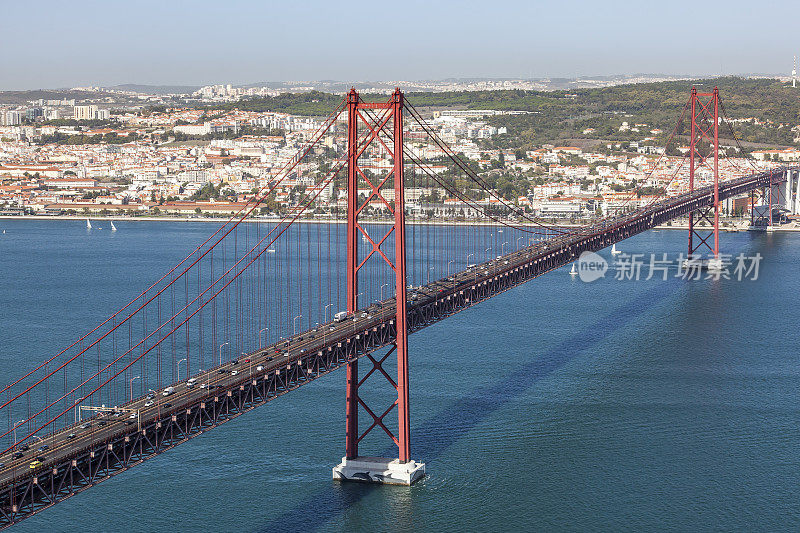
<box><xmin>2</xmin><ymin>0</ymin><xmax>800</xmax><ymax>90</ymax></box>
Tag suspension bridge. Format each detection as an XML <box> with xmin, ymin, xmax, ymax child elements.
<box><xmin>0</xmin><ymin>86</ymin><xmax>797</xmax><ymax>528</ymax></box>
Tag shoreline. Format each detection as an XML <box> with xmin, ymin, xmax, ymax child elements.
<box><xmin>2</xmin><ymin>215</ymin><xmax>798</xmax><ymax>232</ymax></box>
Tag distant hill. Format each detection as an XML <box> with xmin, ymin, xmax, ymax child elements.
<box><xmin>404</xmin><ymin>76</ymin><xmax>800</xmax><ymax>147</ymax></box>
<box><xmin>0</xmin><ymin>85</ymin><xmax>199</xmax><ymax>104</ymax></box>
<box><xmin>0</xmin><ymin>89</ymin><xmax>110</xmax><ymax>105</ymax></box>
<box><xmin>110</xmin><ymin>84</ymin><xmax>200</xmax><ymax>95</ymax></box>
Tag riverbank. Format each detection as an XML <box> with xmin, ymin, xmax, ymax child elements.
<box><xmin>3</xmin><ymin>215</ymin><xmax>800</xmax><ymax>232</ymax></box>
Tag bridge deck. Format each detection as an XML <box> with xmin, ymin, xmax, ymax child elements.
<box><xmin>0</xmin><ymin>167</ymin><xmax>790</xmax><ymax>528</ymax></box>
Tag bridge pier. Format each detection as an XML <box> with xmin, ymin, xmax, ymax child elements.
<box><xmin>333</xmin><ymin>456</ymin><xmax>425</xmax><ymax>485</ymax></box>
<box><xmin>767</xmin><ymin>174</ymin><xmax>775</xmax><ymax>230</ymax></box>
<box><xmin>783</xmin><ymin>170</ymin><xmax>793</xmax><ymax>213</ymax></box>
<box><xmin>793</xmin><ymin>169</ymin><xmax>800</xmax><ymax>214</ymax></box>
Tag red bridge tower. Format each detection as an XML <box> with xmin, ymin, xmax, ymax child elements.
<box><xmin>686</xmin><ymin>86</ymin><xmax>722</xmax><ymax>269</ymax></box>
<box><xmin>332</xmin><ymin>89</ymin><xmax>425</xmax><ymax>485</ymax></box>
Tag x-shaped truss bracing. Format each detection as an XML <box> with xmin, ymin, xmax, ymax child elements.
<box><xmin>355</xmin><ymin>346</ymin><xmax>400</xmax><ymax>446</ymax></box>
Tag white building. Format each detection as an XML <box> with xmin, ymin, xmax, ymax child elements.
<box><xmin>73</xmin><ymin>105</ymin><xmax>109</xmax><ymax>121</ymax></box>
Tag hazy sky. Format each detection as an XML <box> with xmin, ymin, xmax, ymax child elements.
<box><xmin>2</xmin><ymin>0</ymin><xmax>798</xmax><ymax>90</ymax></box>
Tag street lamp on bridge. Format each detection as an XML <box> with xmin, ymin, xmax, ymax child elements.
<box><xmin>352</xmin><ymin>292</ymin><xmax>363</xmax><ymax>335</ymax></box>
<box><xmin>448</xmin><ymin>260</ymin><xmax>455</xmax><ymax>287</ymax></box>
<box><xmin>129</xmin><ymin>375</ymin><xmax>141</xmax><ymax>402</ymax></box>
<box><xmin>218</xmin><ymin>342</ymin><xmax>229</xmax><ymax>366</ymax></box>
<box><xmin>12</xmin><ymin>419</ymin><xmax>25</xmax><ymax>449</ymax></box>
<box><xmin>177</xmin><ymin>359</ymin><xmax>187</xmax><ymax>382</ymax></box>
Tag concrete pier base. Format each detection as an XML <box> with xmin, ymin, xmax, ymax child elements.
<box><xmin>332</xmin><ymin>456</ymin><xmax>425</xmax><ymax>485</ymax></box>
<box><xmin>681</xmin><ymin>257</ymin><xmax>723</xmax><ymax>271</ymax></box>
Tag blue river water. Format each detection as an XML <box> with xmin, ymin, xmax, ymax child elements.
<box><xmin>1</xmin><ymin>219</ymin><xmax>799</xmax><ymax>531</ymax></box>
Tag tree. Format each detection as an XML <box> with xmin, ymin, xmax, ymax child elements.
<box><xmin>190</xmin><ymin>182</ymin><xmax>221</xmax><ymax>201</ymax></box>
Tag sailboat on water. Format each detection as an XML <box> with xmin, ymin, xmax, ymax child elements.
<box><xmin>110</xmin><ymin>221</ymin><xmax>117</xmax><ymax>231</ymax></box>
<box><xmin>611</xmin><ymin>243</ymin><xmax>621</xmax><ymax>255</ymax></box>
<box><xmin>86</xmin><ymin>218</ymin><xmax>92</xmax><ymax>230</ymax></box>
<box><xmin>569</xmin><ymin>263</ymin><xmax>578</xmax><ymax>276</ymax></box>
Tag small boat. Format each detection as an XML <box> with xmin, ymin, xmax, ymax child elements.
<box><xmin>569</xmin><ymin>263</ymin><xmax>578</xmax><ymax>276</ymax></box>
<box><xmin>110</xmin><ymin>221</ymin><xmax>117</xmax><ymax>231</ymax></box>
<box><xmin>86</xmin><ymin>218</ymin><xmax>92</xmax><ymax>230</ymax></box>
<box><xmin>267</xmin><ymin>248</ymin><xmax>276</xmax><ymax>254</ymax></box>
<box><xmin>611</xmin><ymin>243</ymin><xmax>621</xmax><ymax>255</ymax></box>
